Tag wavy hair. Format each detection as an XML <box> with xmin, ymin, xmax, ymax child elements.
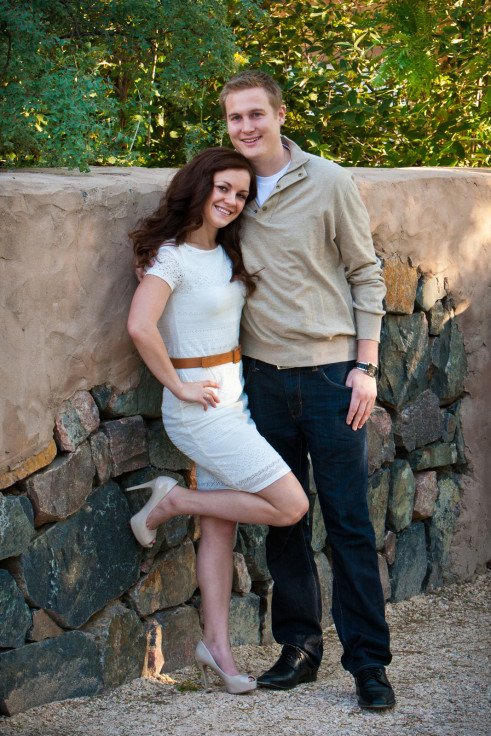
<box><xmin>130</xmin><ymin>147</ymin><xmax>258</xmax><ymax>296</ymax></box>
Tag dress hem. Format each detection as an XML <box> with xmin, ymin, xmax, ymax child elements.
<box><xmin>197</xmin><ymin>465</ymin><xmax>290</xmax><ymax>494</ymax></box>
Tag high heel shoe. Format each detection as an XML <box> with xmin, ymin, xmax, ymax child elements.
<box><xmin>125</xmin><ymin>476</ymin><xmax>179</xmax><ymax>548</ymax></box>
<box><xmin>195</xmin><ymin>640</ymin><xmax>256</xmax><ymax>694</ymax></box>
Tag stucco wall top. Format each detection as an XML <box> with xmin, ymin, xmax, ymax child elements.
<box><xmin>349</xmin><ymin>166</ymin><xmax>490</xmax><ymax>181</ymax></box>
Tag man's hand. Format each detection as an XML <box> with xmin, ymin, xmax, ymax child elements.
<box><xmin>345</xmin><ymin>368</ymin><xmax>377</xmax><ymax>431</ymax></box>
<box><xmin>134</xmin><ymin>257</ymin><xmax>155</xmax><ymax>283</ymax></box>
<box><xmin>135</xmin><ymin>266</ymin><xmax>146</xmax><ymax>283</ymax></box>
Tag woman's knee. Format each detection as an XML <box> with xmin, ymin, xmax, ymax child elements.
<box><xmin>282</xmin><ymin>492</ymin><xmax>309</xmax><ymax>526</ymax></box>
<box><xmin>265</xmin><ymin>475</ymin><xmax>309</xmax><ymax>526</ymax></box>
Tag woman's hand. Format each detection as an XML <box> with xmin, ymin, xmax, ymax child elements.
<box><xmin>175</xmin><ymin>380</ymin><xmax>221</xmax><ymax>411</ymax></box>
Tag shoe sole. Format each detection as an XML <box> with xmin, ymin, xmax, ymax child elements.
<box><xmin>257</xmin><ymin>671</ymin><xmax>317</xmax><ymax>690</ymax></box>
<box><xmin>357</xmin><ymin>698</ymin><xmax>396</xmax><ymax>709</ymax></box>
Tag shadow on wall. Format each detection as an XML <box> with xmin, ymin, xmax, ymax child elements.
<box><xmin>355</xmin><ymin>168</ymin><xmax>491</xmax><ymax>581</ymax></box>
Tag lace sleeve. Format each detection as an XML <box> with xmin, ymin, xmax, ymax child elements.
<box><xmin>145</xmin><ymin>245</ymin><xmax>184</xmax><ymax>290</ymax></box>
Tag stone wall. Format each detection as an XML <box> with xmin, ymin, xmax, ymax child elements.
<box><xmin>0</xmin><ymin>167</ymin><xmax>490</xmax><ymax>716</ymax></box>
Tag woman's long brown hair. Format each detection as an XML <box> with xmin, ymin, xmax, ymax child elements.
<box><xmin>130</xmin><ymin>147</ymin><xmax>259</xmax><ymax>296</ymax></box>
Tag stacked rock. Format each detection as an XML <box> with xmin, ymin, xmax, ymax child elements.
<box><xmin>0</xmin><ymin>263</ymin><xmax>466</xmax><ymax>716</ymax></box>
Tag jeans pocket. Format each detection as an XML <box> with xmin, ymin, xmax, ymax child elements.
<box><xmin>242</xmin><ymin>357</ymin><xmax>258</xmax><ymax>388</ymax></box>
<box><xmin>317</xmin><ymin>361</ymin><xmax>354</xmax><ymax>392</ymax></box>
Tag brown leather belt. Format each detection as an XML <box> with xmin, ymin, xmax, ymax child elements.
<box><xmin>170</xmin><ymin>345</ymin><xmax>241</xmax><ymax>369</ymax></box>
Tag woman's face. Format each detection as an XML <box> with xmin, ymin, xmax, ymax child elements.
<box><xmin>201</xmin><ymin>168</ymin><xmax>251</xmax><ymax>232</ymax></box>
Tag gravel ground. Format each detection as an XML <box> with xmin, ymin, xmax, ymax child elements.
<box><xmin>1</xmin><ymin>572</ymin><xmax>490</xmax><ymax>736</ymax></box>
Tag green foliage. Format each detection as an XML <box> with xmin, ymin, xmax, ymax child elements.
<box><xmin>374</xmin><ymin>0</ymin><xmax>448</xmax><ymax>97</ymax></box>
<box><xmin>1</xmin><ymin>0</ymin><xmax>127</xmax><ymax>170</ymax></box>
<box><xmin>1</xmin><ymin>0</ymin><xmax>489</xmax><ymax>168</ymax></box>
<box><xmin>0</xmin><ymin>0</ymin><xmax>259</xmax><ymax>169</ymax></box>
<box><xmin>373</xmin><ymin>0</ymin><xmax>491</xmax><ymax>165</ymax></box>
<box><xmin>232</xmin><ymin>0</ymin><xmax>491</xmax><ymax>167</ymax></box>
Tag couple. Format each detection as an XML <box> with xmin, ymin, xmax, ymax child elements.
<box><xmin>127</xmin><ymin>70</ymin><xmax>395</xmax><ymax>709</ymax></box>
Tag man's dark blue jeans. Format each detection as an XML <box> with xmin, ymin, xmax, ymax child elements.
<box><xmin>243</xmin><ymin>357</ymin><xmax>392</xmax><ymax>675</ymax></box>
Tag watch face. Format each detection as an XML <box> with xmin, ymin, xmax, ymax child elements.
<box><xmin>357</xmin><ymin>362</ymin><xmax>378</xmax><ymax>377</ymax></box>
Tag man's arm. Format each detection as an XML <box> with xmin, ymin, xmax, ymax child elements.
<box><xmin>333</xmin><ymin>176</ymin><xmax>385</xmax><ymax>430</ymax></box>
<box><xmin>336</xmin><ymin>178</ymin><xmax>386</xmax><ymax>343</ymax></box>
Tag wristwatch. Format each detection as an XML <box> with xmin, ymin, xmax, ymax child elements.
<box><xmin>355</xmin><ymin>361</ymin><xmax>378</xmax><ymax>378</ymax></box>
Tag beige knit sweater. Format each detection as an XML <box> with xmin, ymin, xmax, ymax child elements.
<box><xmin>239</xmin><ymin>137</ymin><xmax>386</xmax><ymax>367</ymax></box>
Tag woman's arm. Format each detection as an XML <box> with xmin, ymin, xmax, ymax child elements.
<box><xmin>127</xmin><ymin>275</ymin><xmax>220</xmax><ymax>410</ymax></box>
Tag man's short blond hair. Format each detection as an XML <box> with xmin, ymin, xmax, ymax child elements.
<box><xmin>219</xmin><ymin>70</ymin><xmax>283</xmax><ymax>115</ymax></box>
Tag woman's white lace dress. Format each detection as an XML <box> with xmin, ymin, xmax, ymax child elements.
<box><xmin>146</xmin><ymin>243</ymin><xmax>290</xmax><ymax>492</ymax></box>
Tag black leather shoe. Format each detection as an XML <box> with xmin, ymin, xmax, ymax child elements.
<box><xmin>257</xmin><ymin>645</ymin><xmax>318</xmax><ymax>690</ymax></box>
<box><xmin>355</xmin><ymin>667</ymin><xmax>395</xmax><ymax>709</ymax></box>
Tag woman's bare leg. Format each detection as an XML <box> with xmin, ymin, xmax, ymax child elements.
<box><xmin>146</xmin><ymin>471</ymin><xmax>308</xmax><ymax>530</ymax></box>
<box><xmin>197</xmin><ymin>516</ymin><xmax>239</xmax><ymax>675</ymax></box>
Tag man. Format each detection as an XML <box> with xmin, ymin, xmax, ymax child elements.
<box><xmin>219</xmin><ymin>70</ymin><xmax>394</xmax><ymax>709</ymax></box>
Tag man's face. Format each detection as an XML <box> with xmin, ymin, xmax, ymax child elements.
<box><xmin>224</xmin><ymin>87</ymin><xmax>285</xmax><ymax>166</ymax></box>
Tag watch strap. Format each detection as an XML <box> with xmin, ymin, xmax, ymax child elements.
<box><xmin>355</xmin><ymin>361</ymin><xmax>378</xmax><ymax>378</ymax></box>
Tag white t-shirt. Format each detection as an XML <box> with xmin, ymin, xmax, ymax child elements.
<box><xmin>255</xmin><ymin>160</ymin><xmax>291</xmax><ymax>207</ymax></box>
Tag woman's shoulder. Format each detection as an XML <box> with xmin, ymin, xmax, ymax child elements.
<box><xmin>146</xmin><ymin>241</ymin><xmax>185</xmax><ymax>288</ymax></box>
<box><xmin>155</xmin><ymin>240</ymin><xmax>181</xmax><ymax>260</ymax></box>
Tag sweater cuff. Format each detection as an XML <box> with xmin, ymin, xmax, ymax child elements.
<box><xmin>355</xmin><ymin>310</ymin><xmax>383</xmax><ymax>342</ymax></box>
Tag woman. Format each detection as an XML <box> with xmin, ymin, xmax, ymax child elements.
<box><xmin>127</xmin><ymin>147</ymin><xmax>308</xmax><ymax>694</ymax></box>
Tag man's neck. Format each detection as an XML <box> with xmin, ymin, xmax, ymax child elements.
<box><xmin>253</xmin><ymin>142</ymin><xmax>291</xmax><ymax>177</ymax></box>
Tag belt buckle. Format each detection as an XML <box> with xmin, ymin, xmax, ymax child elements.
<box><xmin>276</xmin><ymin>365</ymin><xmax>290</xmax><ymax>370</ymax></box>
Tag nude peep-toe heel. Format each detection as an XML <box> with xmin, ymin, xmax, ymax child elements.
<box><xmin>126</xmin><ymin>476</ymin><xmax>179</xmax><ymax>548</ymax></box>
<box><xmin>195</xmin><ymin>640</ymin><xmax>256</xmax><ymax>694</ymax></box>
